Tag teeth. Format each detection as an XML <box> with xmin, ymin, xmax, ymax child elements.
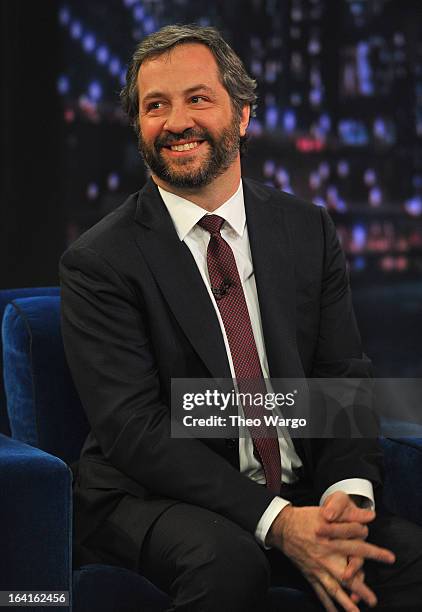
<box><xmin>170</xmin><ymin>141</ymin><xmax>199</xmax><ymax>151</ymax></box>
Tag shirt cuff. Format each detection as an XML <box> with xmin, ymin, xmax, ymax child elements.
<box><xmin>255</xmin><ymin>497</ymin><xmax>291</xmax><ymax>549</ymax></box>
<box><xmin>319</xmin><ymin>478</ymin><xmax>375</xmax><ymax>511</ymax></box>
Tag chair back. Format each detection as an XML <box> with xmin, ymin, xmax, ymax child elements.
<box><xmin>2</xmin><ymin>294</ymin><xmax>89</xmax><ymax>464</ymax></box>
<box><xmin>0</xmin><ymin>287</ymin><xmax>61</xmax><ymax>435</ymax></box>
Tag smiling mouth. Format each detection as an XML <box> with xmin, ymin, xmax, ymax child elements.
<box><xmin>161</xmin><ymin>140</ymin><xmax>205</xmax><ymax>153</ymax></box>
<box><xmin>170</xmin><ymin>141</ymin><xmax>200</xmax><ymax>151</ymax></box>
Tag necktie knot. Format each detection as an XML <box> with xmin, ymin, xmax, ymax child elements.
<box><xmin>198</xmin><ymin>214</ymin><xmax>225</xmax><ymax>236</ymax></box>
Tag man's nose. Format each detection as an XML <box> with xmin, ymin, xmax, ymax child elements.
<box><xmin>163</xmin><ymin>103</ymin><xmax>195</xmax><ymax>134</ymax></box>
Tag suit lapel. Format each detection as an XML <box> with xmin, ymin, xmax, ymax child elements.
<box><xmin>243</xmin><ymin>179</ymin><xmax>305</xmax><ymax>379</ymax></box>
<box><xmin>133</xmin><ymin>179</ymin><xmax>231</xmax><ymax>380</ymax></box>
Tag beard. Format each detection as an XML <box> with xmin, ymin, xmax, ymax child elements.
<box><xmin>137</xmin><ymin>113</ymin><xmax>241</xmax><ymax>189</ymax></box>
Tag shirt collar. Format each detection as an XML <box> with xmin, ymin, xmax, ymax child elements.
<box><xmin>157</xmin><ymin>180</ymin><xmax>246</xmax><ymax>241</ymax></box>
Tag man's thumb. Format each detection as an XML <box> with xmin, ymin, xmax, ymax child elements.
<box><xmin>322</xmin><ymin>492</ymin><xmax>348</xmax><ymax>521</ymax></box>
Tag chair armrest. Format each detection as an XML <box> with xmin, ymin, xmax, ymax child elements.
<box><xmin>0</xmin><ymin>433</ymin><xmax>72</xmax><ymax>603</ymax></box>
<box><xmin>380</xmin><ymin>437</ymin><xmax>422</xmax><ymax>525</ymax></box>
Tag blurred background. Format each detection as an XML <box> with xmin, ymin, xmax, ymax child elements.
<box><xmin>2</xmin><ymin>0</ymin><xmax>422</xmax><ymax>375</ymax></box>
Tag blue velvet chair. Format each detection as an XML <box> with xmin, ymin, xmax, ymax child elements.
<box><xmin>1</xmin><ymin>289</ymin><xmax>422</xmax><ymax>611</ymax></box>
<box><xmin>0</xmin><ymin>287</ymin><xmax>60</xmax><ymax>437</ymax></box>
<box><xmin>1</xmin><ymin>290</ymin><xmax>322</xmax><ymax>611</ymax></box>
<box><xmin>0</xmin><ymin>291</ymin><xmax>173</xmax><ymax>612</ymax></box>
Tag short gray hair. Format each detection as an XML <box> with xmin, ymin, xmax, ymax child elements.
<box><xmin>120</xmin><ymin>24</ymin><xmax>257</xmax><ymax>152</ymax></box>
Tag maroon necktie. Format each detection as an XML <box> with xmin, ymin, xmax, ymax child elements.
<box><xmin>198</xmin><ymin>214</ymin><xmax>282</xmax><ymax>494</ymax></box>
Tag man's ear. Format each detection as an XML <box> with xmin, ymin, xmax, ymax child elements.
<box><xmin>239</xmin><ymin>104</ymin><xmax>251</xmax><ymax>137</ymax></box>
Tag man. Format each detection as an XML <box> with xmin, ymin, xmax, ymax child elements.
<box><xmin>60</xmin><ymin>25</ymin><xmax>422</xmax><ymax>611</ymax></box>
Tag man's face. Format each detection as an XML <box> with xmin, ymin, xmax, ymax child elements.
<box><xmin>136</xmin><ymin>43</ymin><xmax>249</xmax><ymax>189</ymax></box>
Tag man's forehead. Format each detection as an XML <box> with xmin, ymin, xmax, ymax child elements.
<box><xmin>137</xmin><ymin>42</ymin><xmax>220</xmax><ymax>84</ymax></box>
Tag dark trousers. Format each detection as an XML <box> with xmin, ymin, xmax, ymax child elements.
<box><xmin>139</xmin><ymin>483</ymin><xmax>422</xmax><ymax>612</ymax></box>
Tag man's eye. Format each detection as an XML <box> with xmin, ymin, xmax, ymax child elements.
<box><xmin>191</xmin><ymin>96</ymin><xmax>206</xmax><ymax>104</ymax></box>
<box><xmin>147</xmin><ymin>101</ymin><xmax>163</xmax><ymax>111</ymax></box>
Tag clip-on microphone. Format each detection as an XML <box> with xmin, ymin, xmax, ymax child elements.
<box><xmin>211</xmin><ymin>278</ymin><xmax>234</xmax><ymax>300</ymax></box>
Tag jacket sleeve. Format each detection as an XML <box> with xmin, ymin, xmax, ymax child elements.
<box><xmin>309</xmin><ymin>208</ymin><xmax>384</xmax><ymax>499</ymax></box>
<box><xmin>60</xmin><ymin>245</ymin><xmax>275</xmax><ymax>534</ymax></box>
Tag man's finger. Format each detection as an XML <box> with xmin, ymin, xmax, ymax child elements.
<box><xmin>322</xmin><ymin>498</ymin><xmax>375</xmax><ymax>524</ymax></box>
<box><xmin>345</xmin><ymin>570</ymin><xmax>377</xmax><ymax>608</ymax></box>
<box><xmin>319</xmin><ymin>557</ymin><xmax>375</xmax><ymax>609</ymax></box>
<box><xmin>322</xmin><ymin>492</ymin><xmax>350</xmax><ymax>521</ymax></box>
<box><xmin>309</xmin><ymin>579</ymin><xmax>339</xmax><ymax>612</ymax></box>
<box><xmin>330</xmin><ymin>505</ymin><xmax>376</xmax><ymax>525</ymax></box>
<box><xmin>330</xmin><ymin>539</ymin><xmax>395</xmax><ymax>564</ymax></box>
<box><xmin>317</xmin><ymin>571</ymin><xmax>360</xmax><ymax>612</ymax></box>
<box><xmin>343</xmin><ymin>556</ymin><xmax>364</xmax><ymax>581</ymax></box>
<box><xmin>316</xmin><ymin>521</ymin><xmax>368</xmax><ymax>540</ymax></box>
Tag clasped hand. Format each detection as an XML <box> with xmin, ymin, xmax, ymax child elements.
<box><xmin>266</xmin><ymin>492</ymin><xmax>395</xmax><ymax>612</ymax></box>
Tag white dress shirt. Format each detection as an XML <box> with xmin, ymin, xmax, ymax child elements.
<box><xmin>158</xmin><ymin>180</ymin><xmax>374</xmax><ymax>546</ymax></box>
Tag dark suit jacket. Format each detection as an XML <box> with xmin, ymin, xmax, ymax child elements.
<box><xmin>60</xmin><ymin>177</ymin><xmax>383</xmax><ymax>571</ymax></box>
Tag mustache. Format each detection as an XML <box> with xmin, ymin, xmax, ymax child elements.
<box><xmin>155</xmin><ymin>129</ymin><xmax>212</xmax><ymax>149</ymax></box>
